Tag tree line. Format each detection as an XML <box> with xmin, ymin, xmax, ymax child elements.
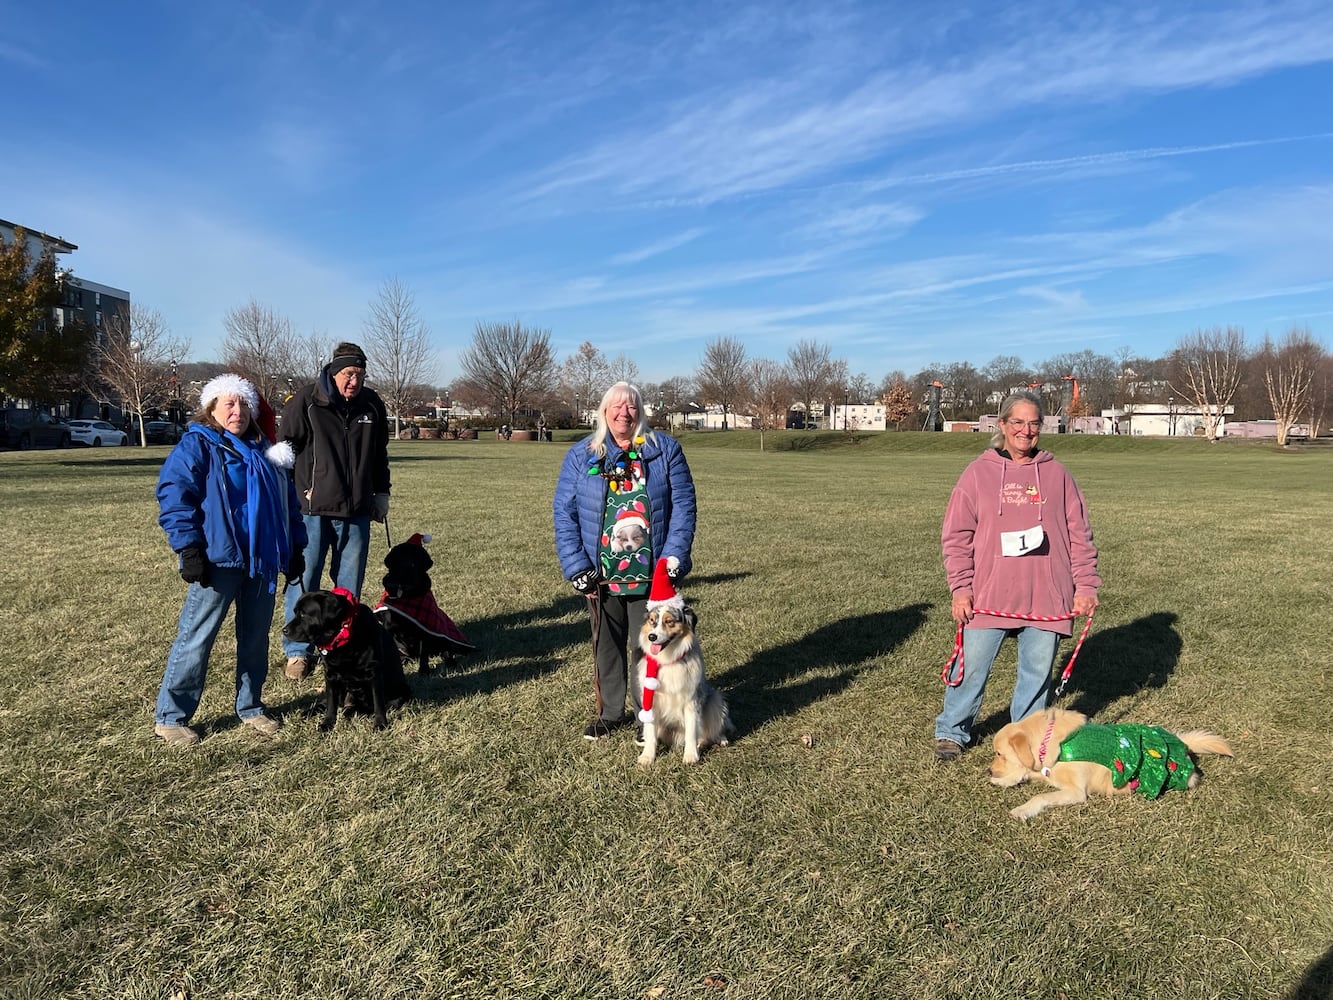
<box><xmin>4</xmin><ymin>227</ymin><xmax>1327</xmax><ymax>446</ymax></box>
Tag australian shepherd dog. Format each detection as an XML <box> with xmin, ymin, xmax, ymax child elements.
<box><xmin>635</xmin><ymin>603</ymin><xmax>733</xmax><ymax>766</ymax></box>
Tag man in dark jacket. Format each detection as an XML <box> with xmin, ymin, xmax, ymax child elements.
<box><xmin>280</xmin><ymin>341</ymin><xmax>391</xmax><ymax>679</ymax></box>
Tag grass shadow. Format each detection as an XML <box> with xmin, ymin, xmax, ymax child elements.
<box><xmin>1061</xmin><ymin>610</ymin><xmax>1181</xmax><ymax>719</ymax></box>
<box><xmin>717</xmin><ymin>603</ymin><xmax>930</xmax><ymax>738</ymax></box>
<box><xmin>1287</xmin><ymin>942</ymin><xmax>1333</xmax><ymax>1000</ymax></box>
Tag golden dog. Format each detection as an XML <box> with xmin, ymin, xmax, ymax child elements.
<box><xmin>989</xmin><ymin>707</ymin><xmax>1233</xmax><ymax>820</ymax></box>
<box><xmin>635</xmin><ymin>603</ymin><xmax>732</xmax><ymax>766</ymax></box>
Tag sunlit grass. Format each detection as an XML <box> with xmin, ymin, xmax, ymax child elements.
<box><xmin>1</xmin><ymin>435</ymin><xmax>1329</xmax><ymax>999</ymax></box>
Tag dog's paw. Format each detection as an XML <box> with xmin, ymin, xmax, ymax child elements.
<box><xmin>682</xmin><ymin>750</ymin><xmax>701</xmax><ymax>765</ymax></box>
<box><xmin>317</xmin><ymin>719</ymin><xmax>334</xmax><ymax>733</ymax></box>
<box><xmin>1009</xmin><ymin>803</ymin><xmax>1039</xmax><ymax>822</ymax></box>
<box><xmin>637</xmin><ymin>752</ymin><xmax>655</xmax><ymax>768</ymax></box>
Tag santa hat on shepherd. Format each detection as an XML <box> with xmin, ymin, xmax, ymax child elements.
<box><xmin>645</xmin><ymin>557</ymin><xmax>683</xmax><ymax>612</ymax></box>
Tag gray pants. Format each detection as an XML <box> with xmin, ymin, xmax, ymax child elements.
<box><xmin>592</xmin><ymin>592</ymin><xmax>646</xmax><ymax>722</ymax></box>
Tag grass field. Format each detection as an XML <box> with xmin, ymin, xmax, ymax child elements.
<box><xmin>1</xmin><ymin>431</ymin><xmax>1330</xmax><ymax>999</ymax></box>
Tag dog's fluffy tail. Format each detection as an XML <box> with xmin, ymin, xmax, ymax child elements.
<box><xmin>1176</xmin><ymin>730</ymin><xmax>1234</xmax><ymax>757</ymax></box>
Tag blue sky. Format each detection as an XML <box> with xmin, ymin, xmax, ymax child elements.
<box><xmin>3</xmin><ymin>0</ymin><xmax>1332</xmax><ymax>385</ymax></box>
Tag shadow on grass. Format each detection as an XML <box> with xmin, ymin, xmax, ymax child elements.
<box><xmin>1288</xmin><ymin>942</ymin><xmax>1333</xmax><ymax>1000</ymax></box>
<box><xmin>1061</xmin><ymin>610</ymin><xmax>1181</xmax><ymax>719</ymax></box>
<box><xmin>971</xmin><ymin>611</ymin><xmax>1183</xmax><ymax>740</ymax></box>
<box><xmin>717</xmin><ymin>603</ymin><xmax>930</xmax><ymax>738</ymax></box>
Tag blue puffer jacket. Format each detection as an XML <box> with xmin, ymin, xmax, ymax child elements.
<box><xmin>553</xmin><ymin>431</ymin><xmax>696</xmax><ymax>581</ymax></box>
<box><xmin>157</xmin><ymin>424</ymin><xmax>306</xmax><ymax>579</ymax></box>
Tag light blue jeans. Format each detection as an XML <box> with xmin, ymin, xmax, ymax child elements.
<box><xmin>155</xmin><ymin>568</ymin><xmax>275</xmax><ymax>726</ymax></box>
<box><xmin>934</xmin><ymin>625</ymin><xmax>1060</xmax><ymax>747</ymax></box>
<box><xmin>282</xmin><ymin>514</ymin><xmax>371</xmax><ymax>658</ymax></box>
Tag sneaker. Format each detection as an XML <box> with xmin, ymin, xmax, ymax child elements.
<box><xmin>583</xmin><ymin>719</ymin><xmax>614</xmax><ymax>740</ymax></box>
<box><xmin>934</xmin><ymin>738</ymin><xmax>964</xmax><ymax>762</ymax></box>
<box><xmin>154</xmin><ymin>723</ymin><xmax>200</xmax><ymax>748</ymax></box>
<box><xmin>243</xmin><ymin>712</ymin><xmax>282</xmax><ymax>738</ymax></box>
<box><xmin>284</xmin><ymin>656</ymin><xmax>311</xmax><ymax>680</ymax></box>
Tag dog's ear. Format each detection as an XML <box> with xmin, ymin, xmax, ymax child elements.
<box><xmin>995</xmin><ymin>726</ymin><xmax>1037</xmax><ymax>771</ymax></box>
<box><xmin>333</xmin><ymin>592</ymin><xmax>354</xmax><ymax>619</ymax></box>
<box><xmin>681</xmin><ymin>605</ymin><xmax>698</xmax><ymax>631</ymax></box>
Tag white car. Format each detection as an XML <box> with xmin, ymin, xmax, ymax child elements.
<box><xmin>68</xmin><ymin>419</ymin><xmax>129</xmax><ymax>447</ymax></box>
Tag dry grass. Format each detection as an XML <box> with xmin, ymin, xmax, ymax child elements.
<box><xmin>0</xmin><ymin>434</ymin><xmax>1330</xmax><ymax>999</ymax></box>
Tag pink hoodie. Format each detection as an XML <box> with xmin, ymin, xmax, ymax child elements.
<box><xmin>941</xmin><ymin>448</ymin><xmax>1100</xmax><ymax>636</ymax></box>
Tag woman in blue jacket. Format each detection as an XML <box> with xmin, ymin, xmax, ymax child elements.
<box><xmin>554</xmin><ymin>381</ymin><xmax>697</xmax><ymax>741</ymax></box>
<box><xmin>153</xmin><ymin>375</ymin><xmax>306</xmax><ymax>747</ymax></box>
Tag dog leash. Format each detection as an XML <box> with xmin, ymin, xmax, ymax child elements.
<box><xmin>941</xmin><ymin>608</ymin><xmax>1095</xmax><ymax>698</ymax></box>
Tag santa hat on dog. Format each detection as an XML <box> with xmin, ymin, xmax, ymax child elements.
<box><xmin>639</xmin><ymin>558</ymin><xmax>681</xmax><ymax>726</ymax></box>
<box><xmin>645</xmin><ymin>557</ymin><xmax>682</xmax><ymax>611</ymax></box>
<box><xmin>406</xmin><ymin>532</ymin><xmax>432</xmax><ymax>546</ymax></box>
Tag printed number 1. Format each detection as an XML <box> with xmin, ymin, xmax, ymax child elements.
<box><xmin>1018</xmin><ymin>533</ymin><xmax>1029</xmax><ymax>551</ymax></box>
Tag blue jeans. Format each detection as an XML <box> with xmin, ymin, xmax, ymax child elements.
<box><xmin>282</xmin><ymin>514</ymin><xmax>371</xmax><ymax>658</ymax></box>
<box><xmin>155</xmin><ymin>568</ymin><xmax>275</xmax><ymax>726</ymax></box>
<box><xmin>934</xmin><ymin>625</ymin><xmax>1060</xmax><ymax>747</ymax></box>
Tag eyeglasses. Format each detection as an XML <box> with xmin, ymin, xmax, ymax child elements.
<box><xmin>1005</xmin><ymin>419</ymin><xmax>1042</xmax><ymax>430</ymax></box>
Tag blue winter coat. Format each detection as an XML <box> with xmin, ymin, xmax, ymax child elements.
<box><xmin>553</xmin><ymin>431</ymin><xmax>696</xmax><ymax>582</ymax></box>
<box><xmin>157</xmin><ymin>424</ymin><xmax>307</xmax><ymax>582</ymax></box>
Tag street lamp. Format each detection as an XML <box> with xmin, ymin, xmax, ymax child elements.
<box><xmin>1167</xmin><ymin>395</ymin><xmax>1175</xmax><ymax>436</ymax></box>
<box><xmin>574</xmin><ymin>392</ymin><xmax>581</xmax><ymax>427</ymax></box>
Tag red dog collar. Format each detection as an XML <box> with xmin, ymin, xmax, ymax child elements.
<box><xmin>317</xmin><ymin>587</ymin><xmax>359</xmax><ymax>653</ymax></box>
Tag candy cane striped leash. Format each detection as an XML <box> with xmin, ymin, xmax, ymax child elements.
<box><xmin>941</xmin><ymin>608</ymin><xmax>1095</xmax><ymax>697</ymax></box>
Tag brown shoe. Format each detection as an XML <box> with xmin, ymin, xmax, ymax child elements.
<box><xmin>284</xmin><ymin>656</ymin><xmax>311</xmax><ymax>680</ymax></box>
<box><xmin>243</xmin><ymin>712</ymin><xmax>282</xmax><ymax>738</ymax></box>
<box><xmin>154</xmin><ymin>723</ymin><xmax>201</xmax><ymax>748</ymax></box>
<box><xmin>934</xmin><ymin>738</ymin><xmax>964</xmax><ymax>762</ymax></box>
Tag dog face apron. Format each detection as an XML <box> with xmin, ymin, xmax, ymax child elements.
<box><xmin>596</xmin><ymin>441</ymin><xmax>652</xmax><ymax>596</ymax></box>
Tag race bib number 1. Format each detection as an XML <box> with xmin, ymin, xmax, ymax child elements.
<box><xmin>1001</xmin><ymin>525</ymin><xmax>1044</xmax><ymax>557</ymax></box>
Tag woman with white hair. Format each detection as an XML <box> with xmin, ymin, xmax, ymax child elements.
<box><xmin>553</xmin><ymin>381</ymin><xmax>697</xmax><ymax>741</ymax></box>
<box><xmin>152</xmin><ymin>374</ymin><xmax>306</xmax><ymax>747</ymax></box>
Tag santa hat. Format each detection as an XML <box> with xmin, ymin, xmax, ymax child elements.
<box><xmin>406</xmin><ymin>532</ymin><xmax>432</xmax><ymax>546</ymax></box>
<box><xmin>645</xmin><ymin>557</ymin><xmax>682</xmax><ymax>612</ymax></box>
<box><xmin>199</xmin><ymin>373</ymin><xmax>260</xmax><ymax>418</ymax></box>
<box><xmin>613</xmin><ymin>508</ymin><xmax>648</xmax><ymax>533</ymax></box>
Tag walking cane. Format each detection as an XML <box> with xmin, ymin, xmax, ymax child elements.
<box><xmin>587</xmin><ymin>585</ymin><xmax>604</xmax><ymax>718</ymax></box>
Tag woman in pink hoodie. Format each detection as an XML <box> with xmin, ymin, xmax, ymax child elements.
<box><xmin>935</xmin><ymin>391</ymin><xmax>1100</xmax><ymax>761</ymax></box>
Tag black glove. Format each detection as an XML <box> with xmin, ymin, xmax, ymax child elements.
<box><xmin>179</xmin><ymin>546</ymin><xmax>209</xmax><ymax>585</ymax></box>
<box><xmin>570</xmin><ymin>568</ymin><xmax>599</xmax><ymax>594</ymax></box>
<box><xmin>285</xmin><ymin>551</ymin><xmax>305</xmax><ymax>585</ymax></box>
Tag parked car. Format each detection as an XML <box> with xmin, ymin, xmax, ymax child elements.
<box><xmin>68</xmin><ymin>419</ymin><xmax>129</xmax><ymax>447</ymax></box>
<box><xmin>0</xmin><ymin>408</ymin><xmax>72</xmax><ymax>450</ymax></box>
<box><xmin>145</xmin><ymin>420</ymin><xmax>185</xmax><ymax>444</ymax></box>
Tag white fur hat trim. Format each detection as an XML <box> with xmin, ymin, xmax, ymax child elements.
<box><xmin>200</xmin><ymin>373</ymin><xmax>260</xmax><ymax>417</ymax></box>
<box><xmin>637</xmin><ymin>708</ymin><xmax>654</xmax><ymax>723</ymax></box>
<box><xmin>642</xmin><ymin>677</ymin><xmax>659</xmax><ymax>691</ymax></box>
<box><xmin>266</xmin><ymin>440</ymin><xmax>296</xmax><ymax>468</ymax></box>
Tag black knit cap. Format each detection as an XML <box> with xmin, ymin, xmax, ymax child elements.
<box><xmin>328</xmin><ymin>342</ymin><xmax>368</xmax><ymax>376</ymax></box>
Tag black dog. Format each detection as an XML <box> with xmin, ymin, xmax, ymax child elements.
<box><xmin>373</xmin><ymin>535</ymin><xmax>475</xmax><ymax>674</ymax></box>
<box><xmin>284</xmin><ymin>589</ymin><xmax>411</xmax><ymax>731</ymax></box>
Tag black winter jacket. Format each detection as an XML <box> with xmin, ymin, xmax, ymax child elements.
<box><xmin>280</xmin><ymin>372</ymin><xmax>391</xmax><ymax>519</ymax></box>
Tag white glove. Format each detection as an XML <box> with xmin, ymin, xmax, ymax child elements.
<box><xmin>371</xmin><ymin>494</ymin><xmax>390</xmax><ymax>523</ymax></box>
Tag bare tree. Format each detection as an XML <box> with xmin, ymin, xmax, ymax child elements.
<box><xmin>1168</xmin><ymin>326</ymin><xmax>1247</xmax><ymax>440</ymax></box>
<box><xmin>560</xmin><ymin>341</ymin><xmax>611</xmax><ymax>423</ymax></box>
<box><xmin>1261</xmin><ymin>326</ymin><xmax>1321</xmax><ymax>446</ymax></box>
<box><xmin>221</xmin><ymin>299</ymin><xmax>300</xmax><ymax>403</ymax></box>
<box><xmin>608</xmin><ymin>352</ymin><xmax>640</xmax><ymax>386</ymax></box>
<box><xmin>295</xmin><ymin>330</ymin><xmax>333</xmax><ymax>388</ymax></box>
<box><xmin>695</xmin><ymin>336</ymin><xmax>749</xmax><ymax>430</ymax></box>
<box><xmin>787</xmin><ymin>339</ymin><xmax>835</xmax><ymax>430</ymax></box>
<box><xmin>748</xmin><ymin>358</ymin><xmax>792</xmax><ymax>450</ymax></box>
<box><xmin>94</xmin><ymin>304</ymin><xmax>190</xmax><ymax>447</ymax></box>
<box><xmin>362</xmin><ymin>278</ymin><xmax>436</xmax><ymax>437</ymax></box>
<box><xmin>459</xmin><ymin>320</ymin><xmax>557</xmax><ymax>427</ymax></box>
